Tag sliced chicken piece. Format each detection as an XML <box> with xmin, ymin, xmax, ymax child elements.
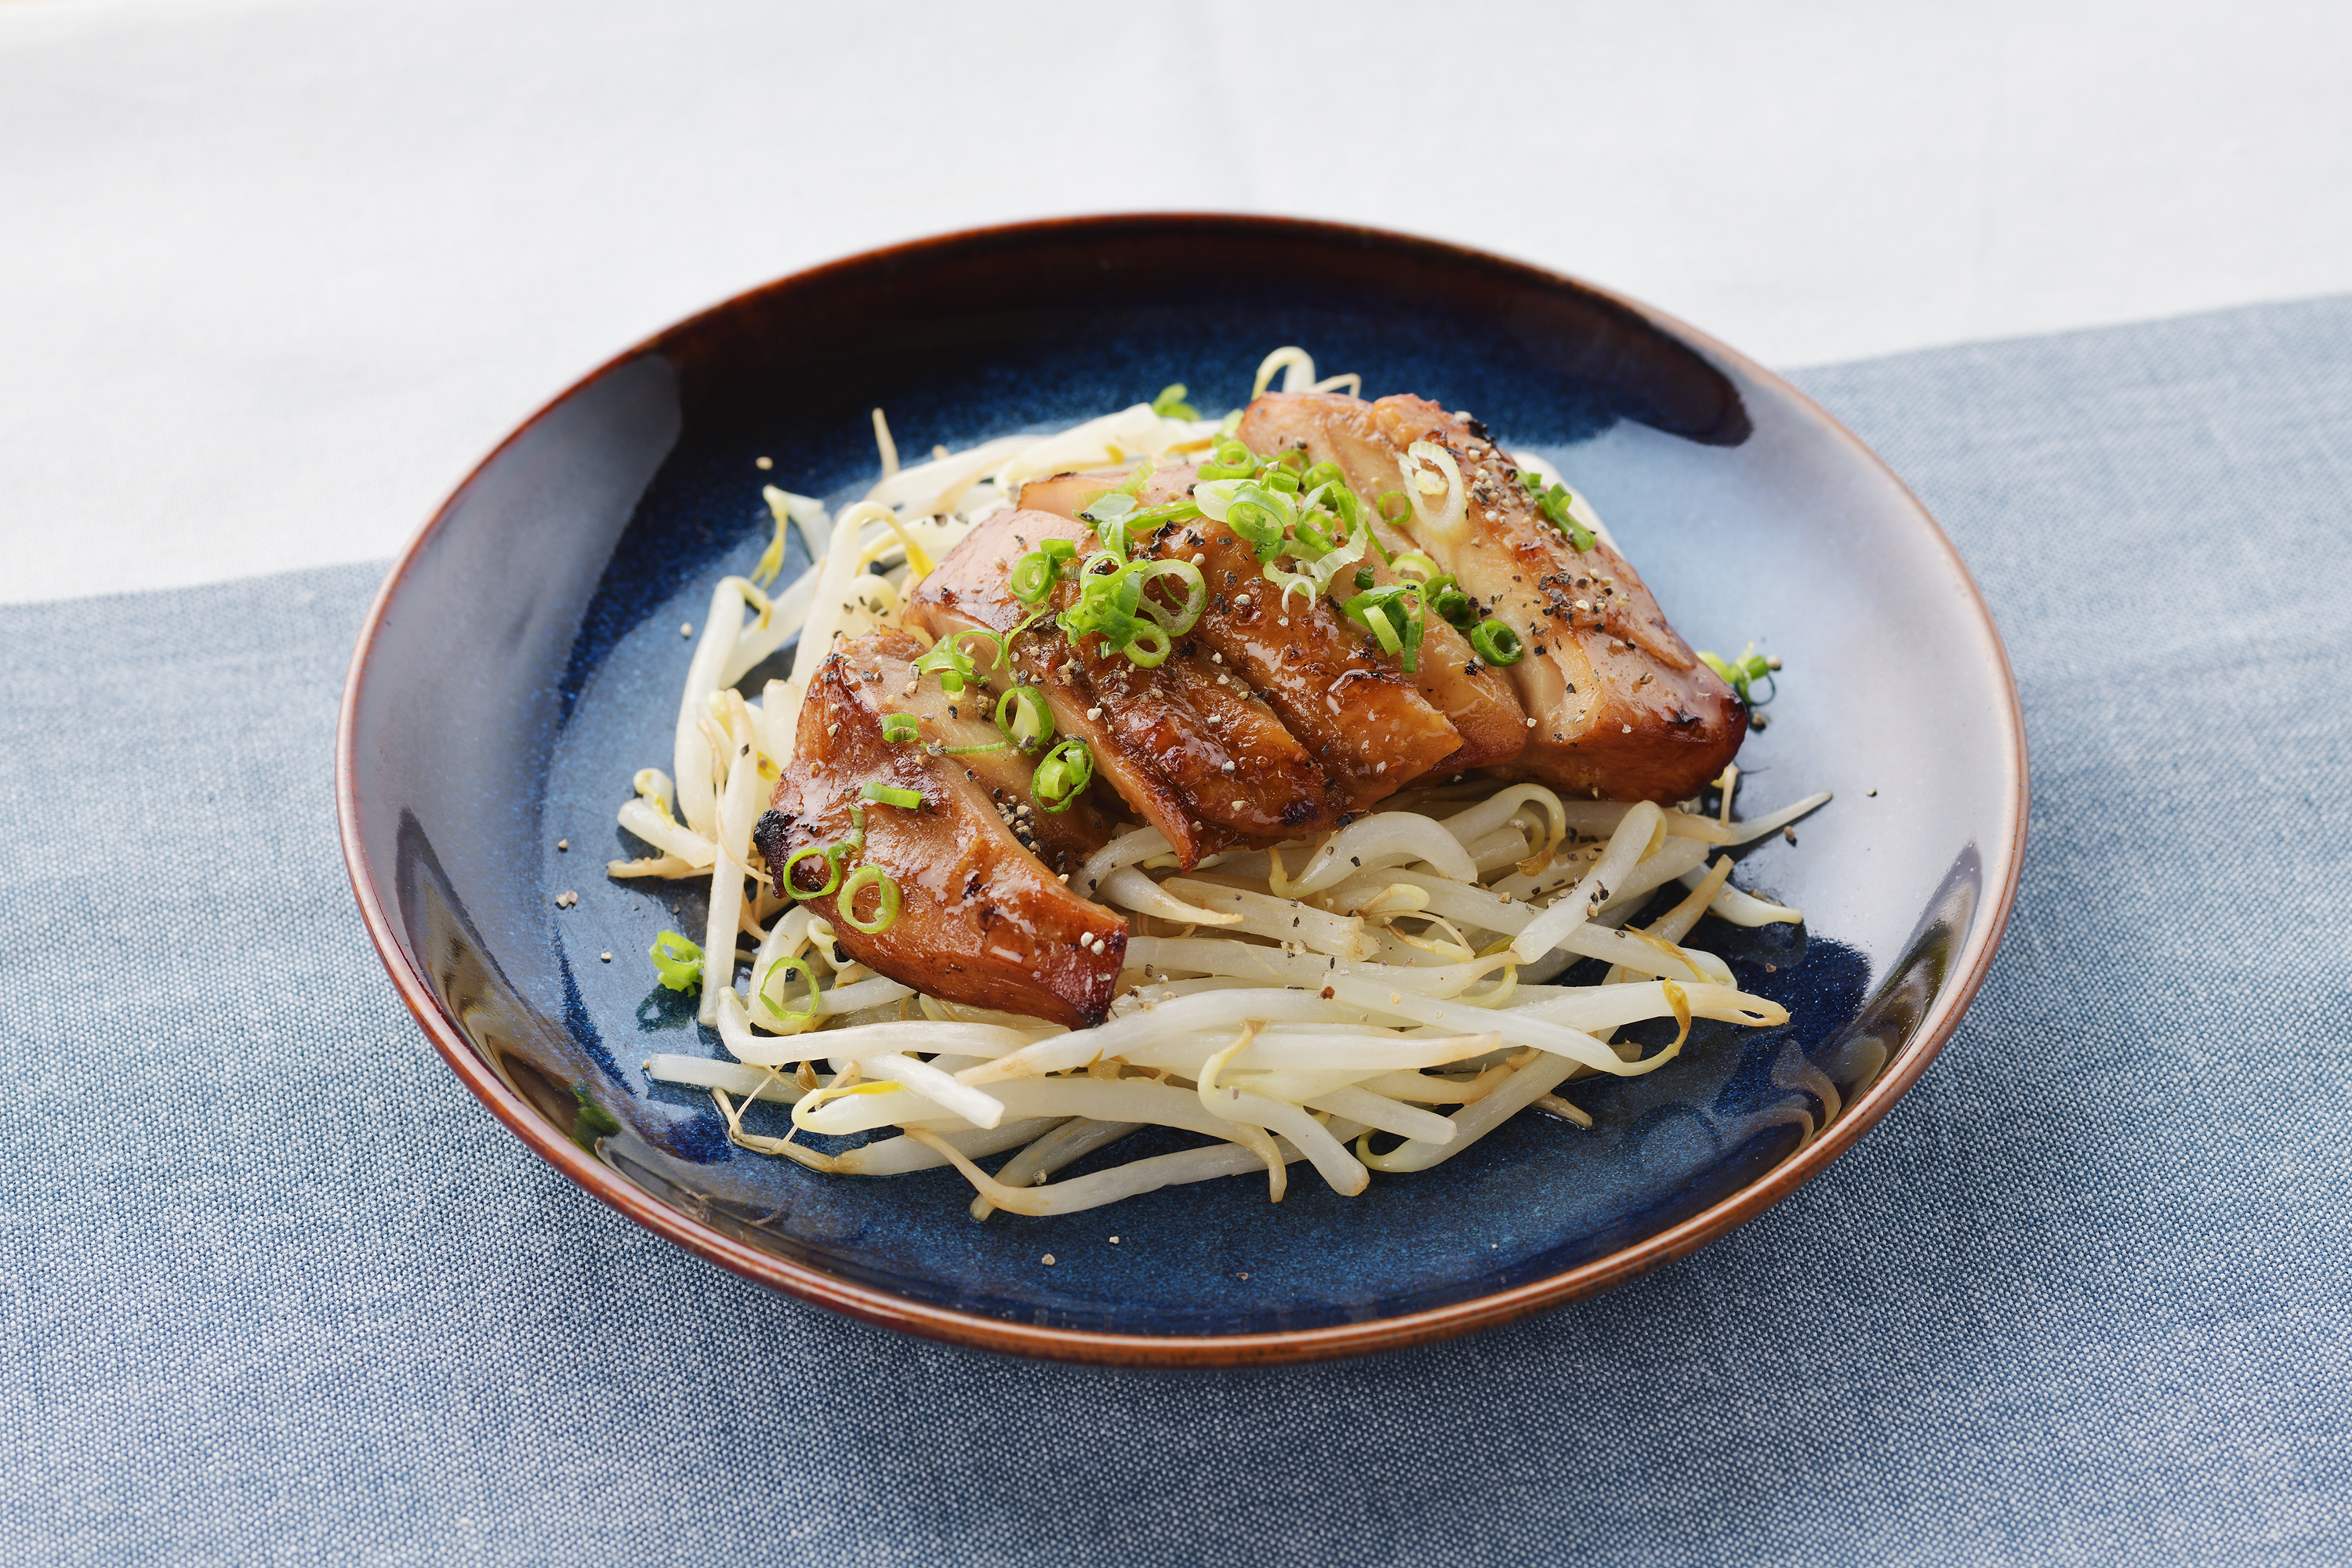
<box><xmin>1128</xmin><ymin>513</ymin><xmax>1461</xmax><ymax>807</ymax></box>
<box><xmin>1237</xmin><ymin>392</ymin><xmax>1746</xmax><ymax>803</ymax></box>
<box><xmin>1021</xmin><ymin>468</ymin><xmax>1359</xmax><ymax>835</ymax></box>
<box><xmin>753</xmin><ymin>630</ymin><xmax>1126</xmax><ymax>1029</ymax></box>
<box><xmin>1028</xmin><ymin>462</ymin><xmax>1523</xmax><ymax>776</ymax></box>
<box><xmin>901</xmin><ymin>648</ymin><xmax>1122</xmax><ymax>884</ymax></box>
<box><xmin>906</xmin><ymin>508</ymin><xmax>1334</xmax><ymax>864</ymax></box>
<box><xmin>1020</xmin><ymin>465</ymin><xmax>1463</xmax><ymax>808</ymax></box>
<box><xmin>904</xmin><ymin>510</ymin><xmax>1188</xmax><ymax>855</ymax></box>
<box><xmin>1347</xmin><ymin>515</ymin><xmax>1528</xmax><ymax>771</ymax></box>
<box><xmin>1065</xmin><ymin>629</ymin><xmax>1348</xmax><ymax>843</ymax></box>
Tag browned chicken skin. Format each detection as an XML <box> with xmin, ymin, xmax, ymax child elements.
<box><xmin>1237</xmin><ymin>393</ymin><xmax>1746</xmax><ymax>803</ymax></box>
<box><xmin>752</xmin><ymin>629</ymin><xmax>1127</xmax><ymax>1028</ymax></box>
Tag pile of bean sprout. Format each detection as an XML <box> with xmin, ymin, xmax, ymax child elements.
<box><xmin>613</xmin><ymin>348</ymin><xmax>1827</xmax><ymax>1218</ymax></box>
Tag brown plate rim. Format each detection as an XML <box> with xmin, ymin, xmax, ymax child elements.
<box><xmin>336</xmin><ymin>212</ymin><xmax>2029</xmax><ymax>1368</ymax></box>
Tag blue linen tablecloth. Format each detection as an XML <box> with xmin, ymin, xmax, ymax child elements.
<box><xmin>3</xmin><ymin>296</ymin><xmax>2348</xmax><ymax>1566</ymax></box>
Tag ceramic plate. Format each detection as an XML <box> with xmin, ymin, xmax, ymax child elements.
<box><xmin>337</xmin><ymin>216</ymin><xmax>2026</xmax><ymax>1365</ymax></box>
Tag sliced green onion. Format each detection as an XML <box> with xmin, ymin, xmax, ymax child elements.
<box><xmin>783</xmin><ymin>844</ymin><xmax>844</xmax><ymax>898</ymax></box>
<box><xmin>837</xmin><ymin>865</ymin><xmax>901</xmax><ymax>935</ymax></box>
<box><xmin>1341</xmin><ymin>584</ymin><xmax>1427</xmax><ymax>674</ymax></box>
<box><xmin>1425</xmin><ymin>575</ymin><xmax>1479</xmax><ymax>632</ymax></box>
<box><xmin>1697</xmin><ymin>644</ymin><xmax>1775</xmax><ymax>704</ymax></box>
<box><xmin>1133</xmin><ymin>558</ymin><xmax>1205</xmax><ymax>633</ymax></box>
<box><xmin>938</xmin><ymin>740</ymin><xmax>1012</xmax><ymax>757</ymax></box>
<box><xmin>1127</xmin><ymin>498</ymin><xmax>1203</xmax><ymax>530</ymax></box>
<box><xmin>1264</xmin><ymin>564</ymin><xmax>1320</xmax><ymax>615</ymax></box>
<box><xmin>913</xmin><ymin>639</ymin><xmax>975</xmax><ymax>695</ymax></box>
<box><xmin>1122</xmin><ymin>622</ymin><xmax>1171</xmax><ymax>666</ymax></box>
<box><xmin>1031</xmin><ymin>737</ymin><xmax>1095</xmax><ymax>812</ymax></box>
<box><xmin>1300</xmin><ymin>461</ymin><xmax>1345</xmax><ymax>492</ymax></box>
<box><xmin>648</xmin><ymin>931</ymin><xmax>705</xmax><ymax>993</ymax></box>
<box><xmin>1529</xmin><ymin>477</ymin><xmax>1599</xmax><ymax>553</ymax></box>
<box><xmin>1225</xmin><ymin>503</ymin><xmax>1285</xmax><ymax>560</ymax></box>
<box><xmin>1189</xmin><ymin>477</ymin><xmax>1243</xmax><ymax>521</ymax></box>
<box><xmin>913</xmin><ymin>627</ymin><xmax>1004</xmax><ymax>694</ymax></box>
<box><xmin>1353</xmin><ymin>563</ymin><xmax>1377</xmax><ymax>591</ymax></box>
<box><xmin>1378</xmin><ymin>491</ymin><xmax>1414</xmax><ymax>526</ymax></box>
<box><xmin>1058</xmin><ymin>550</ymin><xmax>1202</xmax><ymax>664</ymax></box>
<box><xmin>858</xmin><ymin>782</ymin><xmax>924</xmax><ymax>810</ymax></box>
<box><xmin>1290</xmin><ymin>515</ymin><xmax>1341</xmax><ymax>560</ymax></box>
<box><xmin>1470</xmin><ymin>619</ymin><xmax>1523</xmax><ymax>666</ymax></box>
<box><xmin>1198</xmin><ymin>437</ymin><xmax>1259</xmax><ymax>481</ymax></box>
<box><xmin>996</xmin><ymin>686</ymin><xmax>1056</xmax><ymax>750</ymax></box>
<box><xmin>757</xmin><ymin>956</ymin><xmax>818</xmax><ymax>1025</ymax></box>
<box><xmin>1390</xmin><ymin>550</ymin><xmax>1441</xmax><ymax>582</ymax></box>
<box><xmin>1008</xmin><ymin>551</ymin><xmax>1056</xmax><ymax>604</ymax></box>
<box><xmin>1324</xmin><ymin>481</ymin><xmax>1364</xmax><ymax>534</ymax></box>
<box><xmin>1151</xmin><ymin>383</ymin><xmax>1200</xmax><ymax>420</ymax></box>
<box><xmin>1220</xmin><ymin>481</ymin><xmax>1298</xmax><ymax>561</ymax></box>
<box><xmin>879</xmin><ymin>713</ymin><xmax>920</xmax><ymax>744</ymax></box>
<box><xmin>1081</xmin><ymin>490</ymin><xmax>1136</xmax><ymax>525</ymax></box>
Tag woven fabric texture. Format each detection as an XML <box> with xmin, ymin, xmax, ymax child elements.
<box><xmin>2</xmin><ymin>298</ymin><xmax>2348</xmax><ymax>1566</ymax></box>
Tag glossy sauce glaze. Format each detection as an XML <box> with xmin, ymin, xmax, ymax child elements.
<box><xmin>752</xmin><ymin>629</ymin><xmax>1126</xmax><ymax>1027</ymax></box>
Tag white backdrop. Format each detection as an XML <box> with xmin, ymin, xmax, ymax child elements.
<box><xmin>3</xmin><ymin>0</ymin><xmax>2348</xmax><ymax>603</ymax></box>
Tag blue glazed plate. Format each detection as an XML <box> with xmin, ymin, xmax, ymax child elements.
<box><xmin>336</xmin><ymin>216</ymin><xmax>2026</xmax><ymax>1365</ymax></box>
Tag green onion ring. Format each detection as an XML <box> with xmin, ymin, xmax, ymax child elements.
<box><xmin>648</xmin><ymin>931</ymin><xmax>705</xmax><ymax>993</ymax></box>
<box><xmin>837</xmin><ymin>865</ymin><xmax>901</xmax><ymax>935</ymax></box>
<box><xmin>996</xmin><ymin>686</ymin><xmax>1056</xmax><ymax>750</ymax></box>
<box><xmin>878</xmin><ymin>713</ymin><xmax>919</xmax><ymax>744</ymax></box>
<box><xmin>1470</xmin><ymin>619</ymin><xmax>1524</xmax><ymax>666</ymax></box>
<box><xmin>1122</xmin><ymin>622</ymin><xmax>1171</xmax><ymax>667</ymax></box>
<box><xmin>1031</xmin><ymin>737</ymin><xmax>1094</xmax><ymax>813</ymax></box>
<box><xmin>782</xmin><ymin>844</ymin><xmax>843</xmax><ymax>898</ymax></box>
<box><xmin>757</xmin><ymin>956</ymin><xmax>818</xmax><ymax>1024</ymax></box>
<box><xmin>1197</xmin><ymin>439</ymin><xmax>1258</xmax><ymax>481</ymax></box>
<box><xmin>1007</xmin><ymin>551</ymin><xmax>1055</xmax><ymax>604</ymax></box>
<box><xmin>1132</xmin><ymin>558</ymin><xmax>1206</xmax><ymax>634</ymax></box>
